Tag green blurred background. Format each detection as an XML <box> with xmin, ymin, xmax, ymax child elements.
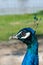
<box><xmin>0</xmin><ymin>11</ymin><xmax>43</xmax><ymax>41</ymax></box>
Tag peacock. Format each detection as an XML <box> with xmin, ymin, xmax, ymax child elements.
<box><xmin>9</xmin><ymin>28</ymin><xmax>39</xmax><ymax>65</ymax></box>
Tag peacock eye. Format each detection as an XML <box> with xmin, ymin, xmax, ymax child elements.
<box><xmin>21</xmin><ymin>31</ymin><xmax>26</xmax><ymax>37</ymax></box>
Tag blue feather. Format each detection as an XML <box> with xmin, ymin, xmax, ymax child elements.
<box><xmin>22</xmin><ymin>39</ymin><xmax>39</xmax><ymax>65</ymax></box>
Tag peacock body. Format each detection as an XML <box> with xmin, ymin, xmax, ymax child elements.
<box><xmin>9</xmin><ymin>28</ymin><xmax>39</xmax><ymax>65</ymax></box>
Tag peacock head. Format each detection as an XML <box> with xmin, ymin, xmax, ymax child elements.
<box><xmin>9</xmin><ymin>28</ymin><xmax>36</xmax><ymax>45</ymax></box>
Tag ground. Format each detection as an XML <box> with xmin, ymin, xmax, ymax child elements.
<box><xmin>0</xmin><ymin>38</ymin><xmax>43</xmax><ymax>65</ymax></box>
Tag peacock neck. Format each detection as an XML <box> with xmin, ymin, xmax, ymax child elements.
<box><xmin>27</xmin><ymin>38</ymin><xmax>38</xmax><ymax>54</ymax></box>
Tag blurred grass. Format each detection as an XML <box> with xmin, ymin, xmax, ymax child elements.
<box><xmin>0</xmin><ymin>14</ymin><xmax>43</xmax><ymax>41</ymax></box>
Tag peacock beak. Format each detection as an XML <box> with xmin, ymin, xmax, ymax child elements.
<box><xmin>9</xmin><ymin>35</ymin><xmax>18</xmax><ymax>40</ymax></box>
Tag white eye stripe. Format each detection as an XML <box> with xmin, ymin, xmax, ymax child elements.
<box><xmin>16</xmin><ymin>31</ymin><xmax>22</xmax><ymax>36</ymax></box>
<box><xmin>21</xmin><ymin>32</ymin><xmax>30</xmax><ymax>39</ymax></box>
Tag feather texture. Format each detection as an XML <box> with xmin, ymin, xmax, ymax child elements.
<box><xmin>22</xmin><ymin>41</ymin><xmax>39</xmax><ymax>65</ymax></box>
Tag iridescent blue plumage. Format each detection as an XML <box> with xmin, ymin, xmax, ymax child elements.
<box><xmin>22</xmin><ymin>39</ymin><xmax>38</xmax><ymax>65</ymax></box>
